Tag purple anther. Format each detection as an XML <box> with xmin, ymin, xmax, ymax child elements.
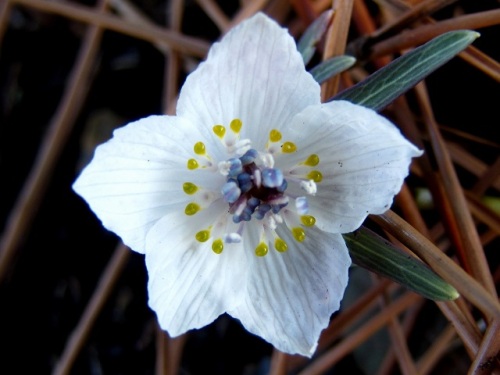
<box><xmin>245</xmin><ymin>203</ymin><xmax>255</xmax><ymax>213</ymax></box>
<box><xmin>237</xmin><ymin>172</ymin><xmax>253</xmax><ymax>193</ymax></box>
<box><xmin>240</xmin><ymin>149</ymin><xmax>258</xmax><ymax>165</ymax></box>
<box><xmin>247</xmin><ymin>197</ymin><xmax>260</xmax><ymax>209</ymax></box>
<box><xmin>268</xmin><ymin>196</ymin><xmax>289</xmax><ymax>206</ymax></box>
<box><xmin>271</xmin><ymin>202</ymin><xmax>288</xmax><ymax>214</ymax></box>
<box><xmin>254</xmin><ymin>204</ymin><xmax>271</xmax><ymax>220</ymax></box>
<box><xmin>233</xmin><ymin>199</ymin><xmax>247</xmax><ymax>217</ymax></box>
<box><xmin>276</xmin><ymin>179</ymin><xmax>288</xmax><ymax>193</ymax></box>
<box><xmin>253</xmin><ymin>169</ymin><xmax>262</xmax><ymax>188</ymax></box>
<box><xmin>227</xmin><ymin>158</ymin><xmax>243</xmax><ymax>178</ymax></box>
<box><xmin>221</xmin><ymin>180</ymin><xmax>241</xmax><ymax>203</ymax></box>
<box><xmin>223</xmin><ymin>233</ymin><xmax>242</xmax><ymax>243</ymax></box>
<box><xmin>295</xmin><ymin>196</ymin><xmax>309</xmax><ymax>215</ymax></box>
<box><xmin>243</xmin><ymin>205</ymin><xmax>255</xmax><ymax>217</ymax></box>
<box><xmin>261</xmin><ymin>168</ymin><xmax>284</xmax><ymax>188</ymax></box>
<box><xmin>240</xmin><ymin>211</ymin><xmax>252</xmax><ymax>221</ymax></box>
<box><xmin>233</xmin><ymin>207</ymin><xmax>251</xmax><ymax>223</ymax></box>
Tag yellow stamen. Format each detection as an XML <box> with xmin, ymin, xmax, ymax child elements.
<box><xmin>300</xmin><ymin>215</ymin><xmax>316</xmax><ymax>227</ymax></box>
<box><xmin>230</xmin><ymin>118</ymin><xmax>242</xmax><ymax>133</ymax></box>
<box><xmin>292</xmin><ymin>227</ymin><xmax>306</xmax><ymax>242</ymax></box>
<box><xmin>213</xmin><ymin>125</ymin><xmax>226</xmax><ymax>138</ymax></box>
<box><xmin>255</xmin><ymin>242</ymin><xmax>269</xmax><ymax>257</ymax></box>
<box><xmin>307</xmin><ymin>170</ymin><xmax>323</xmax><ymax>183</ymax></box>
<box><xmin>304</xmin><ymin>154</ymin><xmax>320</xmax><ymax>166</ymax></box>
<box><xmin>282</xmin><ymin>141</ymin><xmax>297</xmax><ymax>153</ymax></box>
<box><xmin>187</xmin><ymin>159</ymin><xmax>199</xmax><ymax>170</ymax></box>
<box><xmin>194</xmin><ymin>142</ymin><xmax>206</xmax><ymax>155</ymax></box>
<box><xmin>183</xmin><ymin>182</ymin><xmax>198</xmax><ymax>195</ymax></box>
<box><xmin>274</xmin><ymin>238</ymin><xmax>288</xmax><ymax>253</ymax></box>
<box><xmin>184</xmin><ymin>203</ymin><xmax>201</xmax><ymax>216</ymax></box>
<box><xmin>195</xmin><ymin>230</ymin><xmax>210</xmax><ymax>242</ymax></box>
<box><xmin>212</xmin><ymin>239</ymin><xmax>224</xmax><ymax>254</ymax></box>
<box><xmin>269</xmin><ymin>129</ymin><xmax>282</xmax><ymax>142</ymax></box>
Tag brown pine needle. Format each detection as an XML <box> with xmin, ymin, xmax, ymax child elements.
<box><xmin>369</xmin><ymin>9</ymin><xmax>500</xmax><ymax>58</ymax></box>
<box><xmin>163</xmin><ymin>0</ymin><xmax>184</xmax><ymax>114</ymax></box>
<box><xmin>196</xmin><ymin>0</ymin><xmax>230</xmax><ymax>31</ymax></box>
<box><xmin>469</xmin><ymin>319</ymin><xmax>500</xmax><ymax>375</ymax></box>
<box><xmin>415</xmin><ymin>82</ymin><xmax>497</xmax><ymax>298</ymax></box>
<box><xmin>372</xmin><ymin>210</ymin><xmax>500</xmax><ymax>319</ymax></box>
<box><xmin>0</xmin><ymin>0</ymin><xmax>12</xmax><ymax>42</ymax></box>
<box><xmin>373</xmin><ymin>0</ymin><xmax>457</xmax><ymax>41</ymax></box>
<box><xmin>299</xmin><ymin>293</ymin><xmax>421</xmax><ymax>375</ymax></box>
<box><xmin>269</xmin><ymin>349</ymin><xmax>289</xmax><ymax>375</ymax></box>
<box><xmin>53</xmin><ymin>244</ymin><xmax>130</xmax><ymax>375</ymax></box>
<box><xmin>472</xmin><ymin>156</ymin><xmax>500</xmax><ymax>196</ymax></box>
<box><xmin>318</xmin><ymin>279</ymin><xmax>392</xmax><ymax>351</ymax></box>
<box><xmin>460</xmin><ymin>46</ymin><xmax>500</xmax><ymax>82</ymax></box>
<box><xmin>447</xmin><ymin>143</ymin><xmax>500</xmax><ymax>191</ymax></box>
<box><xmin>382</xmin><ymin>292</ymin><xmax>419</xmax><ymax>375</ymax></box>
<box><xmin>290</xmin><ymin>0</ymin><xmax>317</xmax><ymax>25</ymax></box>
<box><xmin>225</xmin><ymin>0</ymin><xmax>269</xmax><ymax>32</ymax></box>
<box><xmin>11</xmin><ymin>0</ymin><xmax>210</xmax><ymax>58</ymax></box>
<box><xmin>0</xmin><ymin>0</ymin><xmax>107</xmax><ymax>283</ymax></box>
<box><xmin>321</xmin><ymin>0</ymin><xmax>354</xmax><ymax>99</ymax></box>
<box><xmin>416</xmin><ymin>324</ymin><xmax>457</xmax><ymax>374</ymax></box>
<box><xmin>155</xmin><ymin>328</ymin><xmax>187</xmax><ymax>375</ymax></box>
<box><xmin>437</xmin><ymin>300</ymin><xmax>481</xmax><ymax>358</ymax></box>
<box><xmin>466</xmin><ymin>193</ymin><xmax>500</xmax><ymax>237</ymax></box>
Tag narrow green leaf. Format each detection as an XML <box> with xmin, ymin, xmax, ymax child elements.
<box><xmin>344</xmin><ymin>227</ymin><xmax>459</xmax><ymax>301</ymax></box>
<box><xmin>297</xmin><ymin>10</ymin><xmax>333</xmax><ymax>65</ymax></box>
<box><xmin>332</xmin><ymin>30</ymin><xmax>479</xmax><ymax>111</ymax></box>
<box><xmin>310</xmin><ymin>55</ymin><xmax>356</xmax><ymax>84</ymax></box>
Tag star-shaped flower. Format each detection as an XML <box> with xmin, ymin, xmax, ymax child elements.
<box><xmin>73</xmin><ymin>13</ymin><xmax>422</xmax><ymax>356</ymax></box>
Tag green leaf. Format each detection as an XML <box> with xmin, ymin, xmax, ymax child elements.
<box><xmin>297</xmin><ymin>10</ymin><xmax>333</xmax><ymax>65</ymax></box>
<box><xmin>332</xmin><ymin>30</ymin><xmax>479</xmax><ymax>111</ymax></box>
<box><xmin>344</xmin><ymin>227</ymin><xmax>459</xmax><ymax>301</ymax></box>
<box><xmin>310</xmin><ymin>55</ymin><xmax>356</xmax><ymax>84</ymax></box>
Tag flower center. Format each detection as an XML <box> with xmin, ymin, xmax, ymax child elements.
<box><xmin>182</xmin><ymin>119</ymin><xmax>322</xmax><ymax>257</ymax></box>
<box><xmin>219</xmin><ymin>149</ymin><xmax>289</xmax><ymax>223</ymax></box>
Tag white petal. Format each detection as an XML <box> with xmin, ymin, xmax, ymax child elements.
<box><xmin>176</xmin><ymin>13</ymin><xmax>320</xmax><ymax>148</ymax></box>
<box><xmin>145</xmin><ymin>208</ymin><xmax>247</xmax><ymax>336</ymax></box>
<box><xmin>284</xmin><ymin>100</ymin><xmax>422</xmax><ymax>233</ymax></box>
<box><xmin>227</xmin><ymin>228</ymin><xmax>351</xmax><ymax>356</ymax></box>
<box><xmin>73</xmin><ymin>115</ymin><xmax>224</xmax><ymax>253</ymax></box>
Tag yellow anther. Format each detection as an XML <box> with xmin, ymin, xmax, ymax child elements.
<box><xmin>230</xmin><ymin>118</ymin><xmax>243</xmax><ymax>133</ymax></box>
<box><xmin>212</xmin><ymin>239</ymin><xmax>224</xmax><ymax>254</ymax></box>
<box><xmin>304</xmin><ymin>154</ymin><xmax>320</xmax><ymax>166</ymax></box>
<box><xmin>195</xmin><ymin>230</ymin><xmax>210</xmax><ymax>242</ymax></box>
<box><xmin>282</xmin><ymin>141</ymin><xmax>297</xmax><ymax>153</ymax></box>
<box><xmin>292</xmin><ymin>227</ymin><xmax>306</xmax><ymax>242</ymax></box>
<box><xmin>307</xmin><ymin>170</ymin><xmax>323</xmax><ymax>183</ymax></box>
<box><xmin>193</xmin><ymin>142</ymin><xmax>206</xmax><ymax>155</ymax></box>
<box><xmin>213</xmin><ymin>125</ymin><xmax>226</xmax><ymax>138</ymax></box>
<box><xmin>182</xmin><ymin>182</ymin><xmax>198</xmax><ymax>195</ymax></box>
<box><xmin>274</xmin><ymin>238</ymin><xmax>288</xmax><ymax>253</ymax></box>
<box><xmin>300</xmin><ymin>215</ymin><xmax>316</xmax><ymax>227</ymax></box>
<box><xmin>255</xmin><ymin>242</ymin><xmax>269</xmax><ymax>257</ymax></box>
<box><xmin>269</xmin><ymin>129</ymin><xmax>282</xmax><ymax>142</ymax></box>
<box><xmin>184</xmin><ymin>203</ymin><xmax>201</xmax><ymax>216</ymax></box>
<box><xmin>187</xmin><ymin>159</ymin><xmax>199</xmax><ymax>170</ymax></box>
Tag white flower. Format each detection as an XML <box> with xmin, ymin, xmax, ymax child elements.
<box><xmin>73</xmin><ymin>13</ymin><xmax>422</xmax><ymax>356</ymax></box>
